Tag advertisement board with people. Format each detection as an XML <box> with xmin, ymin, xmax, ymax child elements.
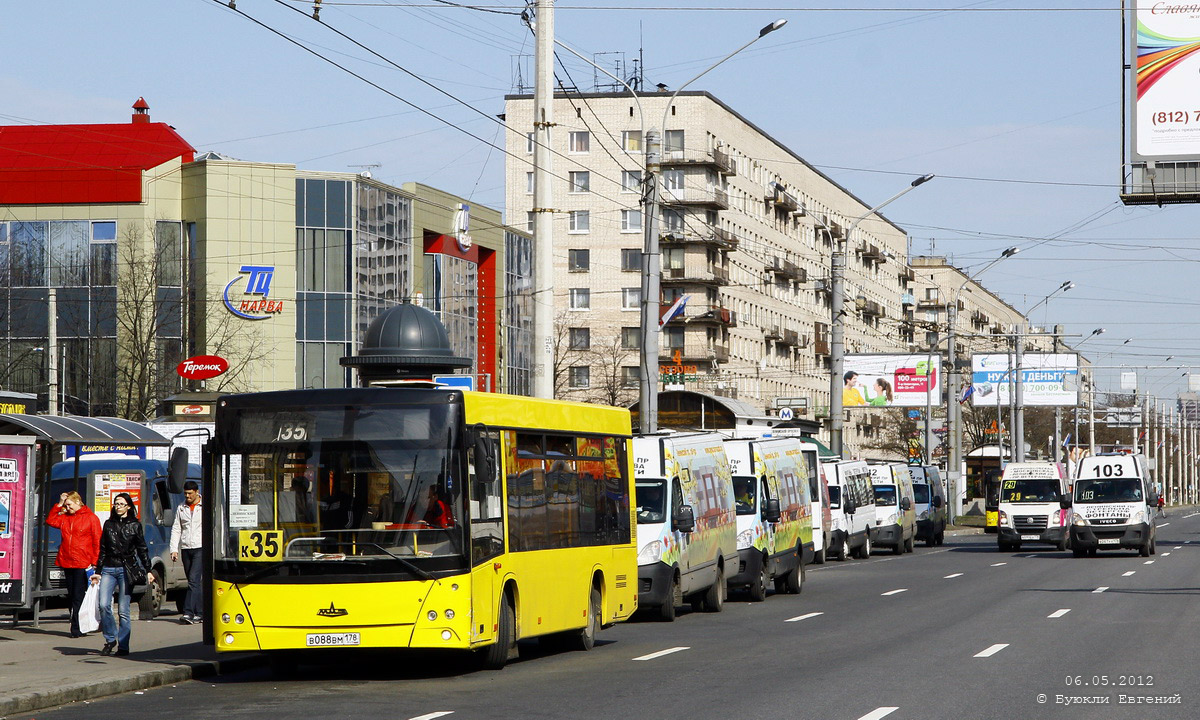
<box><xmin>843</xmin><ymin>354</ymin><xmax>941</xmax><ymax>408</ymax></box>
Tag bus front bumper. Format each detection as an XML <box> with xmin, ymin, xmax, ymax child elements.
<box><xmin>728</xmin><ymin>547</ymin><xmax>764</xmax><ymax>587</ymax></box>
<box><xmin>997</xmin><ymin>525</ymin><xmax>1067</xmax><ymax>546</ymax></box>
<box><xmin>869</xmin><ymin>524</ymin><xmax>901</xmax><ymax>549</ymax></box>
<box><xmin>638</xmin><ymin>562</ymin><xmax>675</xmax><ymax>609</ymax></box>
<box><xmin>1071</xmin><ymin>522</ymin><xmax>1152</xmax><ymax>551</ymax></box>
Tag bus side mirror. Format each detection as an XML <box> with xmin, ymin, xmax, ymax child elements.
<box><xmin>168</xmin><ymin>447</ymin><xmax>188</xmax><ymax>494</ymax></box>
<box><xmin>933</xmin><ymin>496</ymin><xmax>944</xmax><ymax>509</ymax></box>
<box><xmin>1059</xmin><ymin>494</ymin><xmax>1072</xmax><ymax>509</ymax></box>
<box><xmin>844</xmin><ymin>499</ymin><xmax>856</xmax><ymax>515</ymax></box>
<box><xmin>900</xmin><ymin>497</ymin><xmax>913</xmax><ymax>511</ymax></box>
<box><xmin>764</xmin><ymin>498</ymin><xmax>782</xmax><ymax>523</ymax></box>
<box><xmin>472</xmin><ymin>428</ymin><xmax>496</xmax><ymax>480</ymax></box>
<box><xmin>673</xmin><ymin>505</ymin><xmax>696</xmax><ymax>533</ymax></box>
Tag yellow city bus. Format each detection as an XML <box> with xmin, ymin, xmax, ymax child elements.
<box><xmin>205</xmin><ymin>387</ymin><xmax>637</xmax><ymax>670</ymax></box>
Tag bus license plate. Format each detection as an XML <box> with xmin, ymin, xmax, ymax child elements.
<box><xmin>1020</xmin><ymin>534</ymin><xmax>1039</xmax><ymax>541</ymax></box>
<box><xmin>306</xmin><ymin>632</ymin><xmax>360</xmax><ymax>647</ymax></box>
<box><xmin>1098</xmin><ymin>538</ymin><xmax>1120</xmax><ymax>545</ymax></box>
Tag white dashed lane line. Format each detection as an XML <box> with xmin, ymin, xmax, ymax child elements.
<box><xmin>1144</xmin><ymin>560</ymin><xmax>1156</xmax><ymax>565</ymax></box>
<box><xmin>881</xmin><ymin>588</ymin><xmax>908</xmax><ymax>596</ymax></box>
<box><xmin>944</xmin><ymin>573</ymin><xmax>963</xmax><ymax>579</ymax></box>
<box><xmin>1122</xmin><ymin>571</ymin><xmax>1136</xmax><ymax>577</ymax></box>
<box><xmin>1093</xmin><ymin>587</ymin><xmax>1109</xmax><ymax>593</ymax></box>
<box><xmin>785</xmin><ymin>612</ymin><xmax>824</xmax><ymax>623</ymax></box>
<box><xmin>409</xmin><ymin>713</ymin><xmax>454</xmax><ymax>720</ymax></box>
<box><xmin>1048</xmin><ymin>609</ymin><xmax>1071</xmax><ymax>618</ymax></box>
<box><xmin>974</xmin><ymin>643</ymin><xmax>1009</xmax><ymax>658</ymax></box>
<box><xmin>991</xmin><ymin>562</ymin><xmax>1007</xmax><ymax>567</ymax></box>
<box><xmin>633</xmin><ymin>647</ymin><xmax>690</xmax><ymax>661</ymax></box>
<box><xmin>1162</xmin><ymin>552</ymin><xmax>1171</xmax><ymax>557</ymax></box>
<box><xmin>856</xmin><ymin>708</ymin><xmax>899</xmax><ymax>720</ymax></box>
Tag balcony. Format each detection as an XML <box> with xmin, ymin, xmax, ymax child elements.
<box><xmin>858</xmin><ymin>242</ymin><xmax>885</xmax><ymax>261</ymax></box>
<box><xmin>898</xmin><ymin>266</ymin><xmax>915</xmax><ymax>283</ymax></box>
<box><xmin>711</xmin><ymin>226</ymin><xmax>739</xmax><ymax>249</ymax></box>
<box><xmin>971</xmin><ymin>310</ymin><xmax>990</xmax><ymax>327</ymax></box>
<box><xmin>767</xmin><ymin>182</ymin><xmax>802</xmax><ymax>213</ymax></box>
<box><xmin>917</xmin><ymin>297</ymin><xmax>945</xmax><ymax>309</ymax></box>
<box><xmin>660</xmin><ymin>225</ymin><xmax>739</xmax><ymax>251</ymax></box>
<box><xmin>814</xmin><ymin>322</ymin><xmax>830</xmax><ymax>356</ymax></box>
<box><xmin>660</xmin><ymin>148</ymin><xmax>734</xmax><ymax>175</ymax></box>
<box><xmin>661</xmin><ymin>260</ymin><xmax>730</xmax><ymax>286</ymax></box>
<box><xmin>780</xmin><ymin>329</ymin><xmax>801</xmax><ymax>347</ymax></box>
<box><xmin>765</xmin><ymin>325</ymin><xmax>782</xmax><ymax>340</ymax></box>
<box><xmin>659</xmin><ymin>339</ymin><xmax>731</xmax><ymax>364</ymax></box>
<box><xmin>860</xmin><ymin>300</ymin><xmax>884</xmax><ymax>318</ymax></box>
<box><xmin>660</xmin><ymin>303</ymin><xmax>737</xmax><ymax>327</ymax></box>
<box><xmin>813</xmin><ymin>339</ymin><xmax>831</xmax><ymax>357</ymax></box>
<box><xmin>901</xmin><ymin>293</ymin><xmax>916</xmax><ymax>307</ymax></box>
<box><xmin>662</xmin><ymin>185</ymin><xmax>729</xmax><ymax>210</ymax></box>
<box><xmin>769</xmin><ymin>256</ymin><xmax>802</xmax><ymax>280</ymax></box>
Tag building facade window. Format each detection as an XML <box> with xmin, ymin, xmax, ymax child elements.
<box><xmin>621</xmin><ymin>170</ymin><xmax>641</xmax><ymax>193</ymax></box>
<box><xmin>568</xmin><ymin>210</ymin><xmax>590</xmax><ymax>233</ymax></box>
<box><xmin>569</xmin><ymin>287</ymin><xmax>590</xmax><ymax>310</ymax></box>
<box><xmin>621</xmin><ymin>366</ymin><xmax>640</xmax><ymax>387</ymax></box>
<box><xmin>504</xmin><ymin>229</ymin><xmax>534</xmax><ymax>396</ymax></box>
<box><xmin>621</xmin><ymin>326</ymin><xmax>641</xmax><ymax>349</ymax></box>
<box><xmin>621</xmin><ymin>248</ymin><xmax>640</xmax><ymax>272</ymax></box>
<box><xmin>664</xmin><ymin>129</ymin><xmax>685</xmax><ymax>155</ymax></box>
<box><xmin>569</xmin><ymin>365</ymin><xmax>591</xmax><ymax>388</ymax></box>
<box><xmin>526</xmin><ymin>172</ymin><xmax>534</xmax><ymax>194</ymax></box>
<box><xmin>569</xmin><ymin>327</ymin><xmax>590</xmax><ymax>350</ymax></box>
<box><xmin>621</xmin><ymin>209</ymin><xmax>642</xmax><ymax>232</ymax></box>
<box><xmin>569</xmin><ymin>171</ymin><xmax>590</xmax><ymax>194</ymax></box>
<box><xmin>622</xmin><ymin>130</ymin><xmax>641</xmax><ymax>152</ymax></box>
<box><xmin>622</xmin><ymin>287</ymin><xmax>640</xmax><ymax>310</ymax></box>
<box><xmin>569</xmin><ymin>131</ymin><xmax>590</xmax><ymax>153</ymax></box>
<box><xmin>568</xmin><ymin>248</ymin><xmax>590</xmax><ymax>272</ymax></box>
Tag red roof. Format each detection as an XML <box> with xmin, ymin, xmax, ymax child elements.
<box><xmin>0</xmin><ymin>122</ymin><xmax>196</xmax><ymax>205</ymax></box>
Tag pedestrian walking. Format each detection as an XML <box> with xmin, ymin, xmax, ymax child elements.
<box><xmin>91</xmin><ymin>492</ymin><xmax>154</xmax><ymax>656</ymax></box>
<box><xmin>170</xmin><ymin>480</ymin><xmax>203</xmax><ymax>624</ymax></box>
<box><xmin>1158</xmin><ymin>493</ymin><xmax>1167</xmax><ymax>519</ymax></box>
<box><xmin>45</xmin><ymin>491</ymin><xmax>101</xmax><ymax>638</ymax></box>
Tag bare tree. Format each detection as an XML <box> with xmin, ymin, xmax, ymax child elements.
<box><xmin>583</xmin><ymin>333</ymin><xmax>637</xmax><ymax>408</ymax></box>
<box><xmin>112</xmin><ymin>223</ymin><xmax>174</xmax><ymax>420</ymax></box>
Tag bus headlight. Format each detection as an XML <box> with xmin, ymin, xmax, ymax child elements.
<box><xmin>918</xmin><ymin>510</ymin><xmax>930</xmax><ymax>521</ymax></box>
<box><xmin>1132</xmin><ymin>511</ymin><xmax>1145</xmax><ymax>525</ymax></box>
<box><xmin>221</xmin><ymin>613</ymin><xmax>230</xmax><ymax>624</ymax></box>
<box><xmin>884</xmin><ymin>512</ymin><xmax>898</xmax><ymax>525</ymax></box>
<box><xmin>998</xmin><ymin>511</ymin><xmax>1010</xmax><ymax>527</ymax></box>
<box><xmin>445</xmin><ymin>609</ymin><xmax>455</xmax><ymax>620</ymax></box>
<box><xmin>224</xmin><ymin>633</ymin><xmax>235</xmax><ymax>645</ymax></box>
<box><xmin>638</xmin><ymin>540</ymin><xmax>663</xmax><ymax>564</ymax></box>
<box><xmin>235</xmin><ymin>614</ymin><xmax>245</xmax><ymax>624</ymax></box>
<box><xmin>427</xmin><ymin>610</ymin><xmax>438</xmax><ymax>621</ymax></box>
<box><xmin>736</xmin><ymin>529</ymin><xmax>755</xmax><ymax>548</ymax></box>
<box><xmin>1072</xmin><ymin>513</ymin><xmax>1087</xmax><ymax>527</ymax></box>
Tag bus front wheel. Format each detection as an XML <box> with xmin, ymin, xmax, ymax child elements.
<box><xmin>481</xmin><ymin>595</ymin><xmax>516</xmax><ymax>670</ymax></box>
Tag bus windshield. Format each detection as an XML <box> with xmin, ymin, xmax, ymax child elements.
<box><xmin>874</xmin><ymin>485</ymin><xmax>897</xmax><ymax>506</ymax></box>
<box><xmin>216</xmin><ymin>402</ymin><xmax>466</xmax><ymax>566</ymax></box>
<box><xmin>1075</xmin><ymin>478</ymin><xmax>1143</xmax><ymax>504</ymax></box>
<box><xmin>1001</xmin><ymin>479</ymin><xmax>1061</xmax><ymax>503</ymax></box>
<box><xmin>636</xmin><ymin>480</ymin><xmax>667</xmax><ymax>524</ymax></box>
<box><xmin>912</xmin><ymin>485</ymin><xmax>930</xmax><ymax>504</ymax></box>
<box><xmin>733</xmin><ymin>476</ymin><xmax>756</xmax><ymax>516</ymax></box>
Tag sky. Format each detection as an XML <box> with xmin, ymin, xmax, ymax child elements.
<box><xmin>5</xmin><ymin>0</ymin><xmax>1199</xmax><ymax>402</ymax></box>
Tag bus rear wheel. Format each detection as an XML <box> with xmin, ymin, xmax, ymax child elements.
<box><xmin>748</xmin><ymin>557</ymin><xmax>769</xmax><ymax>602</ymax></box>
<box><xmin>481</xmin><ymin>595</ymin><xmax>516</xmax><ymax>670</ymax></box>
<box><xmin>574</xmin><ymin>588</ymin><xmax>601</xmax><ymax>651</ymax></box>
<box><xmin>702</xmin><ymin>566</ymin><xmax>725</xmax><ymax>612</ymax></box>
<box><xmin>783</xmin><ymin>555</ymin><xmax>804</xmax><ymax>594</ymax></box>
<box><xmin>659</xmin><ymin>574</ymin><xmax>679</xmax><ymax>622</ymax></box>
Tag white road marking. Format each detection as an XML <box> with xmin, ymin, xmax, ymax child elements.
<box><xmin>856</xmin><ymin>708</ymin><xmax>899</xmax><ymax>720</ymax></box>
<box><xmin>881</xmin><ymin>588</ymin><xmax>908</xmax><ymax>596</ymax></box>
<box><xmin>1048</xmin><ymin>609</ymin><xmax>1071</xmax><ymax>618</ymax></box>
<box><xmin>1174</xmin><ymin>546</ymin><xmax>1182</xmax><ymax>550</ymax></box>
<box><xmin>991</xmin><ymin>562</ymin><xmax>1007</xmax><ymax>567</ymax></box>
<box><xmin>1182</xmin><ymin>512</ymin><xmax>1199</xmax><ymax>519</ymax></box>
<box><xmin>785</xmin><ymin>612</ymin><xmax>824</xmax><ymax>623</ymax></box>
<box><xmin>409</xmin><ymin>713</ymin><xmax>454</xmax><ymax>720</ymax></box>
<box><xmin>1094</xmin><ymin>587</ymin><xmax>1109</xmax><ymax>593</ymax></box>
<box><xmin>974</xmin><ymin>643</ymin><xmax>1009</xmax><ymax>658</ymax></box>
<box><xmin>1158</xmin><ymin>522</ymin><xmax>1171</xmax><ymax>528</ymax></box>
<box><xmin>1162</xmin><ymin>552</ymin><xmax>1171</xmax><ymax>557</ymax></box>
<box><xmin>1122</xmin><ymin>571</ymin><xmax>1136</xmax><ymax>577</ymax></box>
<box><xmin>1144</xmin><ymin>560</ymin><xmax>1155</xmax><ymax>565</ymax></box>
<box><xmin>633</xmin><ymin>646</ymin><xmax>690</xmax><ymax>661</ymax></box>
<box><xmin>944</xmin><ymin>573</ymin><xmax>964</xmax><ymax>579</ymax></box>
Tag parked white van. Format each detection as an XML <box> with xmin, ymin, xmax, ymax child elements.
<box><xmin>635</xmin><ymin>433</ymin><xmax>739</xmax><ymax>620</ymax></box>
<box><xmin>724</xmin><ymin>437</ymin><xmax>811</xmax><ymax>600</ymax></box>
<box><xmin>1067</xmin><ymin>454</ymin><xmax>1157</xmax><ymax>558</ymax></box>
<box><xmin>868</xmin><ymin>463</ymin><xmax>917</xmax><ymax>555</ymax></box>
<box><xmin>996</xmin><ymin>462</ymin><xmax>1070</xmax><ymax>552</ymax></box>
<box><xmin>825</xmin><ymin>459</ymin><xmax>877</xmax><ymax>560</ymax></box>
<box><xmin>909</xmin><ymin>464</ymin><xmax>947</xmax><ymax>546</ymax></box>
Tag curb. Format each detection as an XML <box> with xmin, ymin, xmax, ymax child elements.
<box><xmin>0</xmin><ymin>652</ymin><xmax>266</xmax><ymax>718</ymax></box>
<box><xmin>944</xmin><ymin>526</ymin><xmax>984</xmax><ymax>537</ymax></box>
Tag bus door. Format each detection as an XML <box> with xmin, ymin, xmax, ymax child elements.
<box><xmin>984</xmin><ymin>470</ymin><xmax>1001</xmax><ymax>534</ymax></box>
<box><xmin>468</xmin><ymin>432</ymin><xmax>503</xmax><ymax>645</ymax></box>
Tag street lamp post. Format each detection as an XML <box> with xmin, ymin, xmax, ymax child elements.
<box><xmin>1013</xmin><ymin>280</ymin><xmax>1073</xmax><ymax>461</ymax></box>
<box><xmin>945</xmin><ymin>246</ymin><xmax>1018</xmax><ymax>523</ymax></box>
<box><xmin>638</xmin><ymin>18</ymin><xmax>787</xmax><ymax>435</ymax></box>
<box><xmin>1073</xmin><ymin>328</ymin><xmax>1106</xmax><ymax>458</ymax></box>
<box><xmin>830</xmin><ymin>173</ymin><xmax>934</xmax><ymax>456</ymax></box>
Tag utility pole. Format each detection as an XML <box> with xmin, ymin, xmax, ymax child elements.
<box><xmin>531</xmin><ymin>0</ymin><xmax>556</xmax><ymax>400</ymax></box>
<box><xmin>638</xmin><ymin>128</ymin><xmax>661</xmax><ymax>434</ymax></box>
<box><xmin>48</xmin><ymin>288</ymin><xmax>59</xmax><ymax>415</ymax></box>
<box><xmin>1013</xmin><ymin>328</ymin><xmax>1024</xmax><ymax>461</ymax></box>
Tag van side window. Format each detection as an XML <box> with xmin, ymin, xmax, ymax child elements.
<box><xmin>152</xmin><ymin>481</ymin><xmax>170</xmax><ymax>525</ymax></box>
<box><xmin>671</xmin><ymin>477</ymin><xmax>684</xmax><ymax>519</ymax></box>
<box><xmin>760</xmin><ymin>476</ymin><xmax>770</xmax><ymax>504</ymax></box>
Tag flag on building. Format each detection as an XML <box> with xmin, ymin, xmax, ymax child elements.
<box><xmin>959</xmin><ymin>385</ymin><xmax>974</xmax><ymax>404</ymax></box>
<box><xmin>1062</xmin><ymin>433</ymin><xmax>1072</xmax><ymax>448</ymax></box>
<box><xmin>660</xmin><ymin>295</ymin><xmax>689</xmax><ymax>327</ymax></box>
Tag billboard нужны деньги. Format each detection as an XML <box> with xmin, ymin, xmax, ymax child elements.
<box><xmin>1132</xmin><ymin>1</ymin><xmax>1200</xmax><ymax>160</ymax></box>
<box><xmin>842</xmin><ymin>354</ymin><xmax>941</xmax><ymax>408</ymax></box>
<box><xmin>970</xmin><ymin>353</ymin><xmax>1079</xmax><ymax>407</ymax></box>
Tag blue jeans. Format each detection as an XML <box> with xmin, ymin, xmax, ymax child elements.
<box><xmin>181</xmin><ymin>548</ymin><xmax>203</xmax><ymax>619</ymax></box>
<box><xmin>97</xmin><ymin>567</ymin><xmax>131</xmax><ymax>651</ymax></box>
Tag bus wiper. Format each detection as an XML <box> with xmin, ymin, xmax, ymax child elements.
<box><xmin>355</xmin><ymin>542</ymin><xmax>434</xmax><ymax>580</ymax></box>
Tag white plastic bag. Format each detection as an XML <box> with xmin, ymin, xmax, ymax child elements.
<box><xmin>78</xmin><ymin>581</ymin><xmax>100</xmax><ymax>634</ymax></box>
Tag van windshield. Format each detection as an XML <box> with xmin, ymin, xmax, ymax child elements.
<box><xmin>912</xmin><ymin>485</ymin><xmax>930</xmax><ymax>504</ymax></box>
<box><xmin>1075</xmin><ymin>478</ymin><xmax>1142</xmax><ymax>504</ymax></box>
<box><xmin>636</xmin><ymin>480</ymin><xmax>667</xmax><ymax>524</ymax></box>
<box><xmin>874</xmin><ymin>485</ymin><xmax>897</xmax><ymax>506</ymax></box>
<box><xmin>1002</xmin><ymin>479</ymin><xmax>1061</xmax><ymax>503</ymax></box>
<box><xmin>827</xmin><ymin>485</ymin><xmax>841</xmax><ymax>509</ymax></box>
<box><xmin>733</xmin><ymin>476</ymin><xmax>756</xmax><ymax>516</ymax></box>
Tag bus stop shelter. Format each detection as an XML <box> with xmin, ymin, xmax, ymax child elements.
<box><xmin>0</xmin><ymin>415</ymin><xmax>171</xmax><ymax>623</ymax></box>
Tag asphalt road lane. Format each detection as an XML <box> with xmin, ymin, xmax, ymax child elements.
<box><xmin>18</xmin><ymin>518</ymin><xmax>1200</xmax><ymax>720</ymax></box>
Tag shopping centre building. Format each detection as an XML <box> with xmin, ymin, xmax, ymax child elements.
<box><xmin>0</xmin><ymin>99</ymin><xmax>533</xmax><ymax>417</ymax></box>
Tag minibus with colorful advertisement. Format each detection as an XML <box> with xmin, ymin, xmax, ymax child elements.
<box><xmin>1066</xmin><ymin>454</ymin><xmax>1157</xmax><ymax>558</ymax></box>
<box><xmin>996</xmin><ymin>462</ymin><xmax>1070</xmax><ymax>552</ymax></box>
<box><xmin>634</xmin><ymin>433</ymin><xmax>737</xmax><ymax>620</ymax></box>
<box><xmin>724</xmin><ymin>437</ymin><xmax>811</xmax><ymax>601</ymax></box>
<box><xmin>825</xmin><ymin>460</ymin><xmax>876</xmax><ymax>560</ymax></box>
<box><xmin>909</xmin><ymin>464</ymin><xmax>947</xmax><ymax>546</ymax></box>
<box><xmin>868</xmin><ymin>463</ymin><xmax>916</xmax><ymax>555</ymax></box>
<box><xmin>796</xmin><ymin>440</ymin><xmax>829</xmax><ymax>564</ymax></box>
<box><xmin>207</xmin><ymin>388</ymin><xmax>637</xmax><ymax>670</ymax></box>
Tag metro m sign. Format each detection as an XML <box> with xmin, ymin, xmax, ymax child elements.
<box><xmin>177</xmin><ymin>355</ymin><xmax>229</xmax><ymax>381</ymax></box>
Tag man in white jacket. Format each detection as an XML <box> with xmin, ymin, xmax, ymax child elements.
<box><xmin>170</xmin><ymin>481</ymin><xmax>203</xmax><ymax>624</ymax></box>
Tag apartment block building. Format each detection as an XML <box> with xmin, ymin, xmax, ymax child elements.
<box><xmin>505</xmin><ymin>91</ymin><xmax>918</xmax><ymax>454</ymax></box>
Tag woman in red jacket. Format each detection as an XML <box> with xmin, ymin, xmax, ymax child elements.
<box><xmin>45</xmin><ymin>491</ymin><xmax>102</xmax><ymax>638</ymax></box>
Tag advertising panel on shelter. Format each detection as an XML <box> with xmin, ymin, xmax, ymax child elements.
<box><xmin>1132</xmin><ymin>0</ymin><xmax>1200</xmax><ymax>160</ymax></box>
<box><xmin>970</xmin><ymin>354</ymin><xmax>1079</xmax><ymax>407</ymax></box>
<box><xmin>842</xmin><ymin>354</ymin><xmax>941</xmax><ymax>408</ymax></box>
<box><xmin>0</xmin><ymin>441</ymin><xmax>34</xmax><ymax>608</ymax></box>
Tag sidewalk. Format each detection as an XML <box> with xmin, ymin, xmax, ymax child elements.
<box><xmin>0</xmin><ymin>607</ymin><xmax>264</xmax><ymax>717</ymax></box>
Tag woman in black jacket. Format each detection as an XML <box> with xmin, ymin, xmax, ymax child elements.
<box><xmin>89</xmin><ymin>492</ymin><xmax>155</xmax><ymax>656</ymax></box>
